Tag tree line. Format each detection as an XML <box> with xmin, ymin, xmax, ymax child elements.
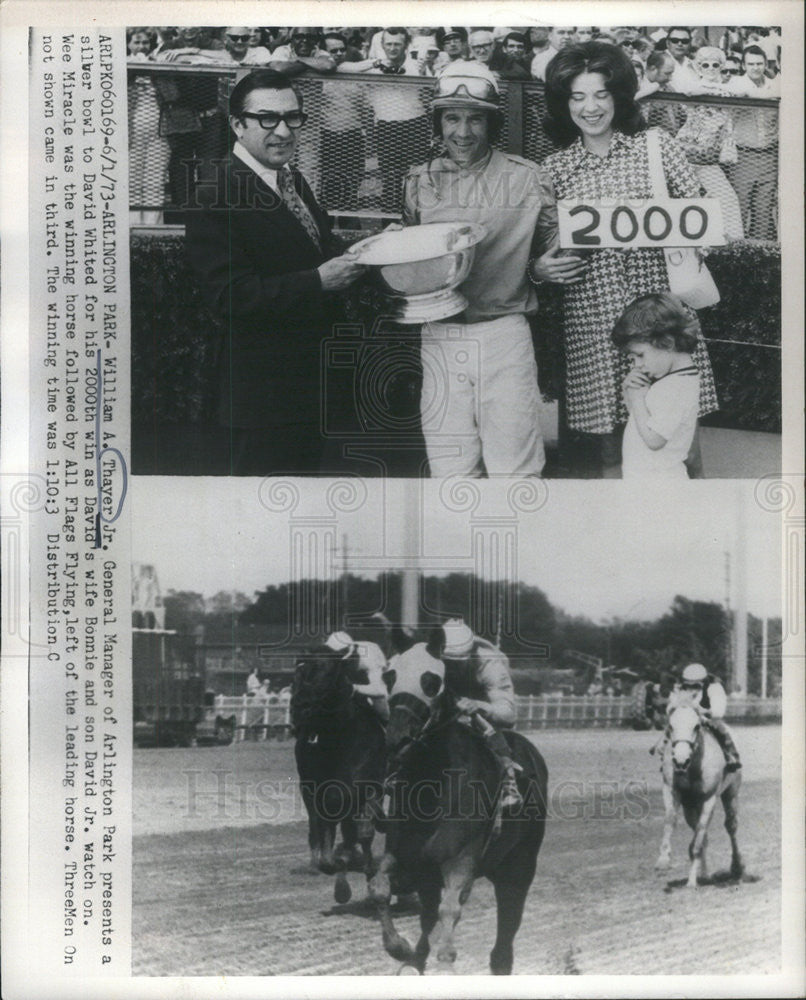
<box><xmin>162</xmin><ymin>573</ymin><xmax>781</xmax><ymax>696</ymax></box>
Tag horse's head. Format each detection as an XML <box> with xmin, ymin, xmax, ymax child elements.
<box><xmin>291</xmin><ymin>645</ymin><xmax>359</xmax><ymax>732</ymax></box>
<box><xmin>668</xmin><ymin>704</ymin><xmax>702</xmax><ymax>770</ymax></box>
<box><xmin>384</xmin><ymin>640</ymin><xmax>445</xmax><ymax>753</ymax></box>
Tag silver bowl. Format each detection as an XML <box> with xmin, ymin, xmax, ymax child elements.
<box><xmin>349</xmin><ymin>222</ymin><xmax>487</xmax><ymax>323</ymax></box>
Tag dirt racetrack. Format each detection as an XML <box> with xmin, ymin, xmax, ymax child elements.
<box><xmin>133</xmin><ymin>725</ymin><xmax>781</xmax><ymax>976</ymax></box>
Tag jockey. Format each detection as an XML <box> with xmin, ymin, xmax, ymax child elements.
<box><xmin>667</xmin><ymin>663</ymin><xmax>742</xmax><ymax>771</ymax></box>
<box><xmin>325</xmin><ymin>630</ymin><xmax>390</xmax><ymax>722</ymax></box>
<box><xmin>441</xmin><ymin>618</ymin><xmax>523</xmax><ymax>810</ymax></box>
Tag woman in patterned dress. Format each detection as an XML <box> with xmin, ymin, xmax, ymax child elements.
<box><xmin>537</xmin><ymin>42</ymin><xmax>718</xmax><ymax>476</ymax></box>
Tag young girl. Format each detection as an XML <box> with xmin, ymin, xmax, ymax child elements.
<box><xmin>612</xmin><ymin>293</ymin><xmax>701</xmax><ymax>480</ymax></box>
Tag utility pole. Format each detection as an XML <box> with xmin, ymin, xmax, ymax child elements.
<box><xmin>341</xmin><ymin>532</ymin><xmax>349</xmax><ymax>627</ymax></box>
<box><xmin>734</xmin><ymin>492</ymin><xmax>748</xmax><ymax>694</ymax></box>
<box><xmin>724</xmin><ymin>550</ymin><xmax>733</xmax><ymax>689</ymax></box>
<box><xmin>400</xmin><ymin>480</ymin><xmax>420</xmax><ymax>629</ymax></box>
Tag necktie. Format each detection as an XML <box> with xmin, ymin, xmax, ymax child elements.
<box><xmin>277</xmin><ymin>168</ymin><xmax>321</xmax><ymax>251</ymax></box>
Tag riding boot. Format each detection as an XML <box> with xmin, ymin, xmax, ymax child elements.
<box><xmin>485</xmin><ymin>730</ymin><xmax>523</xmax><ymax>811</ymax></box>
<box><xmin>708</xmin><ymin>719</ymin><xmax>742</xmax><ymax>771</ymax></box>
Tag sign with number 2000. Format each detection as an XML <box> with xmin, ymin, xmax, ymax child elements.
<box><xmin>558</xmin><ymin>197</ymin><xmax>725</xmax><ymax>250</ymax></box>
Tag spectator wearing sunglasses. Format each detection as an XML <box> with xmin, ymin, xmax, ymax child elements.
<box><xmin>401</xmin><ymin>63</ymin><xmax>560</xmax><ymax>477</ymax></box>
<box><xmin>185</xmin><ymin>70</ymin><xmax>365</xmax><ymax>475</ymax></box>
<box><xmin>219</xmin><ymin>28</ymin><xmax>272</xmax><ymax>64</ymax></box>
<box><xmin>673</xmin><ymin>46</ymin><xmax>744</xmax><ymax>239</ymax></box>
<box><xmin>661</xmin><ymin>27</ymin><xmax>701</xmax><ymax>94</ymax></box>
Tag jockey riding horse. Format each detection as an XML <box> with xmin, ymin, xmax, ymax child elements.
<box><xmin>657</xmin><ymin>663</ymin><xmax>742</xmax><ymax>771</ymax></box>
<box><xmin>440</xmin><ymin>619</ymin><xmax>523</xmax><ymax>810</ymax></box>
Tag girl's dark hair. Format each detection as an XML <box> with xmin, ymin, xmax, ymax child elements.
<box><xmin>611</xmin><ymin>293</ymin><xmax>699</xmax><ymax>353</ymax></box>
<box><xmin>543</xmin><ymin>41</ymin><xmax>646</xmax><ymax>147</ymax></box>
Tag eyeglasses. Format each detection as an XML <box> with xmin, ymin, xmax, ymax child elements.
<box><xmin>681</xmin><ymin>682</ymin><xmax>703</xmax><ymax>691</ymax></box>
<box><xmin>226</xmin><ymin>34</ymin><xmax>250</xmax><ymax>42</ymax></box>
<box><xmin>471</xmin><ymin>43</ymin><xmax>493</xmax><ymax>51</ymax></box>
<box><xmin>434</xmin><ymin>74</ymin><xmax>497</xmax><ymax>101</ymax></box>
<box><xmin>239</xmin><ymin>110</ymin><xmax>308</xmax><ymax>130</ymax></box>
<box><xmin>667</xmin><ymin>37</ymin><xmax>690</xmax><ymax>44</ymax></box>
<box><xmin>697</xmin><ymin>61</ymin><xmax>723</xmax><ymax>70</ymax></box>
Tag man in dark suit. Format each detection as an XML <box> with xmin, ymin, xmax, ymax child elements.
<box><xmin>186</xmin><ymin>69</ymin><xmax>365</xmax><ymax>475</ymax></box>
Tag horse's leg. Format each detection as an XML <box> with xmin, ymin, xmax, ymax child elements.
<box><xmin>328</xmin><ymin>821</ymin><xmax>353</xmax><ymax>904</ymax></box>
<box><xmin>685</xmin><ymin>794</ymin><xmax>718</xmax><ymax>888</ymax></box>
<box><xmin>337</xmin><ymin>815</ymin><xmax>365</xmax><ymax>872</ymax></box>
<box><xmin>411</xmin><ymin>877</ymin><xmax>441</xmax><ymax>974</ymax></box>
<box><xmin>655</xmin><ymin>779</ymin><xmax>678</xmax><ymax>871</ymax></box>
<box><xmin>489</xmin><ymin>870</ymin><xmax>534</xmax><ymax>974</ymax></box>
<box><xmin>307</xmin><ymin>816</ymin><xmax>321</xmax><ymax>873</ymax></box>
<box><xmin>368</xmin><ymin>851</ymin><xmax>416</xmax><ymax>965</ymax></box>
<box><xmin>427</xmin><ymin>842</ymin><xmax>477</xmax><ymax>974</ymax></box>
<box><xmin>722</xmin><ymin>774</ymin><xmax>744</xmax><ymax>879</ymax></box>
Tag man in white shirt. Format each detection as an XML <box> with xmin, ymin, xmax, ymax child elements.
<box><xmin>664</xmin><ymin>26</ymin><xmax>701</xmax><ymax>94</ymax></box>
<box><xmin>365</xmin><ymin>28</ymin><xmax>430</xmax><ymax>210</ymax></box>
<box><xmin>724</xmin><ymin>45</ymin><xmax>780</xmax><ymax>240</ymax></box>
<box><xmin>530</xmin><ymin>27</ymin><xmax>575</xmax><ymax>81</ymax></box>
<box><xmin>217</xmin><ymin>28</ymin><xmax>272</xmax><ymax>65</ymax></box>
<box><xmin>267</xmin><ymin>27</ymin><xmax>336</xmax><ymax>75</ymax></box>
<box><xmin>638</xmin><ymin>51</ymin><xmax>685</xmax><ymax>135</ymax></box>
<box><xmin>319</xmin><ymin>34</ymin><xmax>366</xmax><ymax>211</ymax></box>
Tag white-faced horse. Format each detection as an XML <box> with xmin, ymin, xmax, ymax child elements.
<box><xmin>368</xmin><ymin>641</ymin><xmax>548</xmax><ymax>975</ymax></box>
<box><xmin>655</xmin><ymin>704</ymin><xmax>743</xmax><ymax>887</ymax></box>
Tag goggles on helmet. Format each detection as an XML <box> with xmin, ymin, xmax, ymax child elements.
<box><xmin>434</xmin><ymin>74</ymin><xmax>498</xmax><ymax>104</ymax></box>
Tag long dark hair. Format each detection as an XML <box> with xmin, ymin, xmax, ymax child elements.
<box><xmin>543</xmin><ymin>41</ymin><xmax>645</xmax><ymax>147</ymax></box>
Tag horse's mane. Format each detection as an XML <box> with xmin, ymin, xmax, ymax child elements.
<box><xmin>291</xmin><ymin>647</ymin><xmax>357</xmax><ymax>734</ymax></box>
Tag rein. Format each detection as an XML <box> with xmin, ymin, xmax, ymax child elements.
<box><xmin>384</xmin><ymin>704</ymin><xmax>461</xmax><ymax>787</ymax></box>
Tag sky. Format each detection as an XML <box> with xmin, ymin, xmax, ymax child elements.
<box><xmin>131</xmin><ymin>478</ymin><xmax>783</xmax><ymax>622</ymax></box>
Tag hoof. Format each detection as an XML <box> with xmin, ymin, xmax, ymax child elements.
<box><xmin>654</xmin><ymin>857</ymin><xmax>671</xmax><ymax>872</ymax></box>
<box><xmin>385</xmin><ymin>935</ymin><xmax>415</xmax><ymax>965</ymax></box>
<box><xmin>334</xmin><ymin>873</ymin><xmax>352</xmax><ymax>904</ymax></box>
<box><xmin>398</xmin><ymin>964</ymin><xmax>421</xmax><ymax>976</ymax></box>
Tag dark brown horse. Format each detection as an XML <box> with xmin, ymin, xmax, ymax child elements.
<box><xmin>291</xmin><ymin>646</ymin><xmax>386</xmax><ymax>903</ymax></box>
<box><xmin>368</xmin><ymin>641</ymin><xmax>548</xmax><ymax>975</ymax></box>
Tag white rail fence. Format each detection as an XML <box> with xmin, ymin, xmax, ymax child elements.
<box><xmin>215</xmin><ymin>694</ymin><xmax>782</xmax><ymax>742</ymax></box>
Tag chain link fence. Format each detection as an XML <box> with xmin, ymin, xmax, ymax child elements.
<box><xmin>128</xmin><ymin>64</ymin><xmax>780</xmax><ymax>241</ymax></box>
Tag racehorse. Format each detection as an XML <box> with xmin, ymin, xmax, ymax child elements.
<box><xmin>368</xmin><ymin>638</ymin><xmax>548</xmax><ymax>975</ymax></box>
<box><xmin>655</xmin><ymin>704</ymin><xmax>743</xmax><ymax>888</ymax></box>
<box><xmin>291</xmin><ymin>645</ymin><xmax>386</xmax><ymax>904</ymax></box>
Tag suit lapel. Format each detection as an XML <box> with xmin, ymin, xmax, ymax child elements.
<box><xmin>228</xmin><ymin>159</ymin><xmax>324</xmax><ymax>260</ymax></box>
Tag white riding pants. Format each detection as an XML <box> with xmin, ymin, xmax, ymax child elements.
<box><xmin>420</xmin><ymin>314</ymin><xmax>545</xmax><ymax>478</ymax></box>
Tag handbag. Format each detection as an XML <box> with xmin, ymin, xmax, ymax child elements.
<box><xmin>646</xmin><ymin>129</ymin><xmax>720</xmax><ymax>309</ymax></box>
<box><xmin>719</xmin><ymin>121</ymin><xmax>738</xmax><ymax>165</ymax></box>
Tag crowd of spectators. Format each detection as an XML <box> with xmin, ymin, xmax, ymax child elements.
<box><xmin>127</xmin><ymin>25</ymin><xmax>782</xmax><ymax>87</ymax></box>
<box><xmin>127</xmin><ymin>25</ymin><xmax>781</xmax><ymax>239</ymax></box>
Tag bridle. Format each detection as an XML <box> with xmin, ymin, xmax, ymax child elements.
<box><xmin>670</xmin><ymin>719</ymin><xmax>701</xmax><ymax>773</ymax></box>
<box><xmin>384</xmin><ymin>693</ymin><xmax>460</xmax><ymax>784</ymax></box>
